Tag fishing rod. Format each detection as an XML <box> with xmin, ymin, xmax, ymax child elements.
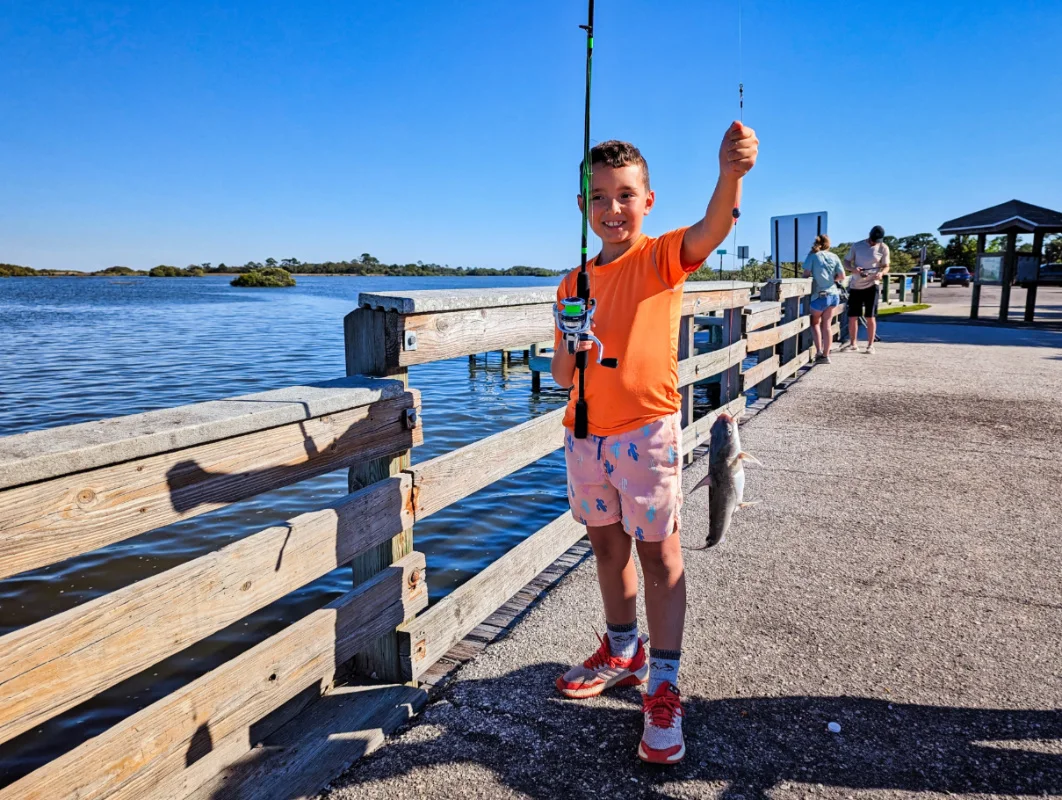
<box><xmin>554</xmin><ymin>0</ymin><xmax>616</xmax><ymax>439</ymax></box>
<box><xmin>729</xmin><ymin>0</ymin><xmax>743</xmax><ymax>277</ymax></box>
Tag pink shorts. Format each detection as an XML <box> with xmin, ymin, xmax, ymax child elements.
<box><xmin>563</xmin><ymin>412</ymin><xmax>683</xmax><ymax>542</ymax></box>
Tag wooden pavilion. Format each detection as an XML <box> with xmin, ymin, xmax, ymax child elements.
<box><xmin>939</xmin><ymin>199</ymin><xmax>1062</xmax><ymax>322</ymax></box>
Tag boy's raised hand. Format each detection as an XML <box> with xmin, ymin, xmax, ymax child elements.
<box><xmin>719</xmin><ymin>121</ymin><xmax>758</xmax><ymax>179</ymax></box>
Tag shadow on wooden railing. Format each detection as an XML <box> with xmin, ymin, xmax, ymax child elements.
<box><xmin>0</xmin><ymin>277</ymin><xmax>847</xmax><ymax>799</ymax></box>
<box><xmin>0</xmin><ymin>378</ymin><xmax>425</xmax><ymax>799</ymax></box>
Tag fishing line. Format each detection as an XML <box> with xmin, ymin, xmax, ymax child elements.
<box><xmin>554</xmin><ymin>0</ymin><xmax>616</xmax><ymax>440</ymax></box>
<box><xmin>729</xmin><ymin>0</ymin><xmax>743</xmax><ymax>285</ymax></box>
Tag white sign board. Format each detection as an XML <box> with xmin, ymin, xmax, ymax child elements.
<box><xmin>770</xmin><ymin>211</ymin><xmax>828</xmax><ymax>263</ymax></box>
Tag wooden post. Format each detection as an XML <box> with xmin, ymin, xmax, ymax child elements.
<box><xmin>898</xmin><ymin>273</ymin><xmax>907</xmax><ymax>303</ymax></box>
<box><xmin>719</xmin><ymin>307</ymin><xmax>742</xmax><ymax>405</ymax></box>
<box><xmin>1000</xmin><ymin>231</ymin><xmax>1017</xmax><ymax>322</ymax></box>
<box><xmin>799</xmin><ymin>294</ymin><xmax>814</xmax><ymax>354</ymax></box>
<box><xmin>529</xmin><ymin>342</ymin><xmax>543</xmax><ymax>392</ymax></box>
<box><xmin>972</xmin><ymin>234</ymin><xmax>986</xmax><ymax>320</ymax></box>
<box><xmin>677</xmin><ymin>314</ymin><xmax>695</xmax><ymax>466</ymax></box>
<box><xmin>343</xmin><ymin>307</ymin><xmax>414</xmax><ymax>683</ymax></box>
<box><xmin>780</xmin><ymin>296</ymin><xmax>798</xmax><ymax>367</ymax></box>
<box><xmin>913</xmin><ymin>272</ymin><xmax>923</xmax><ymax>304</ymax></box>
<box><xmin>760</xmin><ymin>280</ymin><xmax>798</xmax><ymax>378</ymax></box>
<box><xmin>881</xmin><ymin>274</ymin><xmax>890</xmax><ymax>305</ymax></box>
<box><xmin>1026</xmin><ymin>230</ymin><xmax>1044</xmax><ymax>323</ymax></box>
<box><xmin>743</xmin><ymin>313</ymin><xmax>774</xmax><ymax>400</ymax></box>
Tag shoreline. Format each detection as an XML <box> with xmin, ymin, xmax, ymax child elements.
<box><xmin>1</xmin><ymin>271</ymin><xmax>564</xmax><ymax>279</ymax></box>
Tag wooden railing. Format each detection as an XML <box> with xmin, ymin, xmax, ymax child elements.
<box><xmin>343</xmin><ymin>279</ymin><xmax>843</xmax><ymax>684</ymax></box>
<box><xmin>0</xmin><ymin>278</ymin><xmax>844</xmax><ymax>798</ymax></box>
<box><xmin>0</xmin><ymin>378</ymin><xmax>426</xmax><ymax>799</ymax></box>
<box><xmin>881</xmin><ymin>271</ymin><xmax>925</xmax><ymax>305</ymax></box>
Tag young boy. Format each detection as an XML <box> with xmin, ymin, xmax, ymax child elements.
<box><xmin>550</xmin><ymin>122</ymin><xmax>758</xmax><ymax>764</ymax></box>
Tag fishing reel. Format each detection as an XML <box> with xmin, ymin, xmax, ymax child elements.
<box><xmin>554</xmin><ymin>297</ymin><xmax>617</xmax><ymax>368</ymax></box>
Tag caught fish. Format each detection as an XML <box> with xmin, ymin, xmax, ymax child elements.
<box><xmin>688</xmin><ymin>410</ymin><xmax>761</xmax><ymax>549</ymax></box>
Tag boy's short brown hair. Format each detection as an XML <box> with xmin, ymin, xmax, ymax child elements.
<box><xmin>579</xmin><ymin>140</ymin><xmax>651</xmax><ymax>192</ymax></box>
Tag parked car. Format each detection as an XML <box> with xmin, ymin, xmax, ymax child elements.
<box><xmin>1033</xmin><ymin>262</ymin><xmax>1062</xmax><ymax>287</ymax></box>
<box><xmin>925</xmin><ymin>269</ymin><xmax>936</xmax><ymax>282</ymax></box>
<box><xmin>940</xmin><ymin>266</ymin><xmax>971</xmax><ymax>288</ymax></box>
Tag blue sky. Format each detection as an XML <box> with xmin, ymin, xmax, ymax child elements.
<box><xmin>2</xmin><ymin>0</ymin><xmax>1060</xmax><ymax>272</ymax></box>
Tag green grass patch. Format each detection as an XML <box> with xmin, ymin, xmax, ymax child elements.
<box><xmin>878</xmin><ymin>303</ymin><xmax>930</xmax><ymax>317</ymax></box>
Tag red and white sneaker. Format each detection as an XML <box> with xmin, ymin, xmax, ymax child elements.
<box><xmin>555</xmin><ymin>632</ymin><xmax>648</xmax><ymax>699</ymax></box>
<box><xmin>638</xmin><ymin>682</ymin><xmax>685</xmax><ymax>764</ymax></box>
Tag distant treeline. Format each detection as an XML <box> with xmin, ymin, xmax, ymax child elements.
<box><xmin>9</xmin><ymin>233</ymin><xmax>1059</xmax><ymax>281</ymax></box>
<box><xmin>1</xmin><ymin>254</ymin><xmax>562</xmax><ymax>278</ymax></box>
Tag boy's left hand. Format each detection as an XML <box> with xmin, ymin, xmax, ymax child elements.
<box><xmin>719</xmin><ymin>121</ymin><xmax>758</xmax><ymax>179</ymax></box>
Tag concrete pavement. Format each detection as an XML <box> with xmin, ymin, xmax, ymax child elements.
<box><xmin>319</xmin><ymin>309</ymin><xmax>1062</xmax><ymax>800</ymax></box>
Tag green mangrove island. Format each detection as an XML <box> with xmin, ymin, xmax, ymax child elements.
<box><xmin>231</xmin><ymin>267</ymin><xmax>297</xmax><ymax>287</ymax></box>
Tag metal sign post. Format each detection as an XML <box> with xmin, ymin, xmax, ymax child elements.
<box><xmin>716</xmin><ymin>248</ymin><xmax>727</xmax><ymax>278</ymax></box>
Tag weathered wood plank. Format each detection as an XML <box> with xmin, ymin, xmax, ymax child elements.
<box><xmin>743</xmin><ymin>303</ymin><xmax>782</xmax><ymax>331</ymax></box>
<box><xmin>680</xmin><ymin>288</ymin><xmax>750</xmax><ymax>317</ymax></box>
<box><xmin>741</xmin><ymin>355</ymin><xmax>780</xmax><ymax>389</ymax></box>
<box><xmin>407</xmin><ymin>408</ymin><xmax>565</xmax><ymax>520</ymax></box>
<box><xmin>176</xmin><ymin>683</ymin><xmax>430</xmax><ymax>800</ymax></box>
<box><xmin>680</xmin><ymin>396</ymin><xmax>747</xmax><ymax>457</ymax></box>
<box><xmin>0</xmin><ymin>476</ymin><xmax>412</xmax><ymax>747</ymax></box>
<box><xmin>0</xmin><ymin>377</ymin><xmax>410</xmax><ymax>491</ymax></box>
<box><xmin>394</xmin><ymin>287</ymin><xmax>749</xmax><ymax>367</ymax></box>
<box><xmin>744</xmin><ymin>315</ymin><xmax>810</xmax><ymax>351</ymax></box>
<box><xmin>759</xmin><ymin>278</ymin><xmax>812</xmax><ymax>301</ymax></box>
<box><xmin>362</xmin><ymin>284</ymin><xmax>751</xmax><ymax>318</ymax></box>
<box><xmin>742</xmin><ymin>300</ymin><xmax>781</xmax><ymax>316</ymax></box>
<box><xmin>0</xmin><ymin>553</ymin><xmax>429</xmax><ymax>800</ymax></box>
<box><xmin>399</xmin><ymin>305</ymin><xmax>555</xmax><ymax>367</ymax></box>
<box><xmin>677</xmin><ymin>340</ymin><xmax>746</xmax><ymax>388</ymax></box>
<box><xmin>776</xmin><ymin>349</ymin><xmax>812</xmax><ymax>383</ymax></box>
<box><xmin>399</xmin><ymin>514</ymin><xmax>585</xmax><ymax>680</ymax></box>
<box><xmin>0</xmin><ymin>394</ymin><xmax>421</xmax><ymax>582</ymax></box>
<box><xmin>359</xmin><ymin>288</ymin><xmax>557</xmax><ymax>315</ymax></box>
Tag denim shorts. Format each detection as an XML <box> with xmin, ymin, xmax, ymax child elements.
<box><xmin>809</xmin><ymin>292</ymin><xmax>840</xmax><ymax>313</ymax></box>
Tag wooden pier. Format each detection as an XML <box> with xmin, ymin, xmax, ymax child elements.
<box><xmin>0</xmin><ymin>278</ymin><xmax>847</xmax><ymax>799</ymax></box>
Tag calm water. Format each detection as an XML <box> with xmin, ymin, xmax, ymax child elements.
<box><xmin>0</xmin><ymin>273</ymin><xmax>578</xmax><ymax>783</ymax></box>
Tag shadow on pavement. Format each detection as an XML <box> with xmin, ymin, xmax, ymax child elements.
<box><xmin>877</xmin><ymin>314</ymin><xmax>1062</xmax><ymax>345</ymax></box>
<box><xmin>330</xmin><ymin>663</ymin><xmax>1062</xmax><ymax>800</ymax></box>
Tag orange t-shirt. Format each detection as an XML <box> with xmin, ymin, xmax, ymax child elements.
<box><xmin>554</xmin><ymin>227</ymin><xmax>700</xmax><ymax>436</ymax></box>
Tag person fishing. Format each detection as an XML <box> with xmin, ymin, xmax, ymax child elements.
<box><xmin>550</xmin><ymin>128</ymin><xmax>758</xmax><ymax>763</ymax></box>
<box><xmin>802</xmin><ymin>234</ymin><xmax>846</xmax><ymax>363</ymax></box>
<box><xmin>843</xmin><ymin>225</ymin><xmax>890</xmax><ymax>353</ymax></box>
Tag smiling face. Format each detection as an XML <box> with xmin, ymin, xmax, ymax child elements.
<box><xmin>577</xmin><ymin>165</ymin><xmax>655</xmax><ymax>252</ymax></box>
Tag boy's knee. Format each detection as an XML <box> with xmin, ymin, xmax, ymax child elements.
<box><xmin>588</xmin><ymin>526</ymin><xmax>631</xmax><ymax>564</ymax></box>
<box><xmin>637</xmin><ymin>538</ymin><xmax>684</xmax><ymax>577</ymax></box>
